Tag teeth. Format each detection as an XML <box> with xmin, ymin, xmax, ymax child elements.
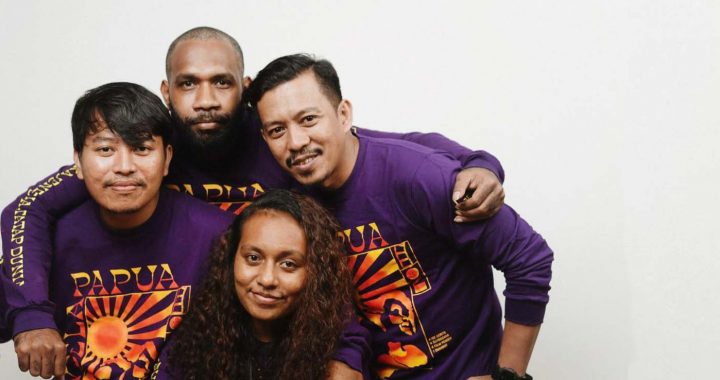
<box><xmin>295</xmin><ymin>155</ymin><xmax>316</xmax><ymax>166</ymax></box>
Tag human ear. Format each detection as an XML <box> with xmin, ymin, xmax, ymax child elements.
<box><xmin>160</xmin><ymin>80</ymin><xmax>171</xmax><ymax>107</ymax></box>
<box><xmin>338</xmin><ymin>99</ymin><xmax>353</xmax><ymax>132</ymax></box>
<box><xmin>163</xmin><ymin>145</ymin><xmax>173</xmax><ymax>177</ymax></box>
<box><xmin>73</xmin><ymin>151</ymin><xmax>84</xmax><ymax>180</ymax></box>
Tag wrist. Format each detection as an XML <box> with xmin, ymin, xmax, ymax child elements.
<box><xmin>491</xmin><ymin>365</ymin><xmax>533</xmax><ymax>380</ymax></box>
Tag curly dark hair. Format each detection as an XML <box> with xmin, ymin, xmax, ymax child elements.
<box><xmin>168</xmin><ymin>189</ymin><xmax>354</xmax><ymax>379</ymax></box>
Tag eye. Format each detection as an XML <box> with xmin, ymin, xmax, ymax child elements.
<box><xmin>302</xmin><ymin>115</ymin><xmax>317</xmax><ymax>124</ymax></box>
<box><xmin>179</xmin><ymin>80</ymin><xmax>195</xmax><ymax>89</ymax></box>
<box><xmin>215</xmin><ymin>78</ymin><xmax>233</xmax><ymax>88</ymax></box>
<box><xmin>245</xmin><ymin>253</ymin><xmax>261</xmax><ymax>264</ymax></box>
<box><xmin>266</xmin><ymin>126</ymin><xmax>286</xmax><ymax>139</ymax></box>
<box><xmin>134</xmin><ymin>146</ymin><xmax>152</xmax><ymax>155</ymax></box>
<box><xmin>279</xmin><ymin>260</ymin><xmax>298</xmax><ymax>270</ymax></box>
<box><xmin>95</xmin><ymin>146</ymin><xmax>113</xmax><ymax>156</ymax></box>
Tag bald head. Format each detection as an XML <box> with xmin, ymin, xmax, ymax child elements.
<box><xmin>165</xmin><ymin>26</ymin><xmax>244</xmax><ymax>79</ymax></box>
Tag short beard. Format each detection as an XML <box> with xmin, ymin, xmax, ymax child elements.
<box><xmin>169</xmin><ymin>104</ymin><xmax>245</xmax><ymax>165</ymax></box>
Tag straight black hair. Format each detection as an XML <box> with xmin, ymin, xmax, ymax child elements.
<box><xmin>247</xmin><ymin>53</ymin><xmax>342</xmax><ymax>109</ymax></box>
<box><xmin>71</xmin><ymin>82</ymin><xmax>172</xmax><ymax>153</ymax></box>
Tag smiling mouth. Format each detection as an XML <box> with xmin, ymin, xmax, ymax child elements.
<box><xmin>106</xmin><ymin>181</ymin><xmax>144</xmax><ymax>192</ymax></box>
<box><xmin>251</xmin><ymin>291</ymin><xmax>284</xmax><ymax>306</ymax></box>
<box><xmin>289</xmin><ymin>152</ymin><xmax>320</xmax><ymax>171</ymax></box>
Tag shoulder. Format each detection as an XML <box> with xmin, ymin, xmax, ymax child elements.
<box><xmin>360</xmin><ymin>135</ymin><xmax>461</xmax><ymax>182</ymax></box>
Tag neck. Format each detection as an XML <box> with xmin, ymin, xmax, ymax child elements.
<box><xmin>252</xmin><ymin>318</ymin><xmax>287</xmax><ymax>343</ymax></box>
<box><xmin>100</xmin><ymin>193</ymin><xmax>159</xmax><ymax>230</ymax></box>
<box><xmin>323</xmin><ymin>133</ymin><xmax>360</xmax><ymax>190</ymax></box>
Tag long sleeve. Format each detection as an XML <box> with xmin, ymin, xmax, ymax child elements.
<box><xmin>0</xmin><ymin>165</ymin><xmax>89</xmax><ymax>336</ymax></box>
<box><xmin>404</xmin><ymin>154</ymin><xmax>553</xmax><ymax>325</ymax></box>
<box><xmin>333</xmin><ymin>317</ymin><xmax>372</xmax><ymax>376</ymax></box>
<box><xmin>354</xmin><ymin>127</ymin><xmax>505</xmax><ymax>183</ymax></box>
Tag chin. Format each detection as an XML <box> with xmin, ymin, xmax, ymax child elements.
<box><xmin>106</xmin><ymin>205</ymin><xmax>143</xmax><ymax>215</ymax></box>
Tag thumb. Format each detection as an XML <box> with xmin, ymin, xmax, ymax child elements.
<box><xmin>452</xmin><ymin>173</ymin><xmax>472</xmax><ymax>204</ymax></box>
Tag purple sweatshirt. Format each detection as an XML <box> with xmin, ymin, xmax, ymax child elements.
<box><xmin>49</xmin><ymin>189</ymin><xmax>231</xmax><ymax>378</ymax></box>
<box><xmin>0</xmin><ymin>120</ymin><xmax>504</xmax><ymax>343</ymax></box>
<box><xmin>307</xmin><ymin>135</ymin><xmax>553</xmax><ymax>379</ymax></box>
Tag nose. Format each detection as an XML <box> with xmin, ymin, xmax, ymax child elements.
<box><xmin>193</xmin><ymin>82</ymin><xmax>220</xmax><ymax>110</ymax></box>
<box><xmin>256</xmin><ymin>262</ymin><xmax>278</xmax><ymax>289</ymax></box>
<box><xmin>287</xmin><ymin>125</ymin><xmax>310</xmax><ymax>152</ymax></box>
<box><xmin>113</xmin><ymin>148</ymin><xmax>137</xmax><ymax>175</ymax></box>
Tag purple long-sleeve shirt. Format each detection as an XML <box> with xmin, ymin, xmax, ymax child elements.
<box><xmin>50</xmin><ymin>189</ymin><xmax>231</xmax><ymax>378</ymax></box>
<box><xmin>0</xmin><ymin>119</ymin><xmax>503</xmax><ymax>341</ymax></box>
<box><xmin>306</xmin><ymin>135</ymin><xmax>553</xmax><ymax>379</ymax></box>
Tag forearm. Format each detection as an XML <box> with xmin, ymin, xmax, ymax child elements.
<box><xmin>354</xmin><ymin>127</ymin><xmax>504</xmax><ymax>182</ymax></box>
<box><xmin>497</xmin><ymin>321</ymin><xmax>540</xmax><ymax>376</ymax></box>
<box><xmin>1</xmin><ymin>165</ymin><xmax>87</xmax><ymax>332</ymax></box>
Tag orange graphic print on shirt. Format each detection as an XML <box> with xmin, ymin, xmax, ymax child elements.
<box><xmin>165</xmin><ymin>182</ymin><xmax>265</xmax><ymax>215</ymax></box>
<box><xmin>342</xmin><ymin>223</ymin><xmax>433</xmax><ymax>379</ymax></box>
<box><xmin>64</xmin><ymin>264</ymin><xmax>189</xmax><ymax>379</ymax></box>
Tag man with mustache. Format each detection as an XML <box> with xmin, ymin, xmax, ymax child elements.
<box><xmin>248</xmin><ymin>54</ymin><xmax>554</xmax><ymax>380</ymax></box>
<box><xmin>1</xmin><ymin>27</ymin><xmax>505</xmax><ymax>377</ymax></box>
<box><xmin>7</xmin><ymin>82</ymin><xmax>232</xmax><ymax>378</ymax></box>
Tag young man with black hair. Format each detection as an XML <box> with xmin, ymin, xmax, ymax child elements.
<box><xmin>249</xmin><ymin>54</ymin><xmax>554</xmax><ymax>380</ymax></box>
<box><xmin>9</xmin><ymin>82</ymin><xmax>232</xmax><ymax>378</ymax></box>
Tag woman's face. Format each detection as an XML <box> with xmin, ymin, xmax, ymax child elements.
<box><xmin>234</xmin><ymin>210</ymin><xmax>309</xmax><ymax>341</ymax></box>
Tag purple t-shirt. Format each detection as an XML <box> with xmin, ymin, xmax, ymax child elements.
<box><xmin>0</xmin><ymin>122</ymin><xmax>503</xmax><ymax>341</ymax></box>
<box><xmin>46</xmin><ymin>189</ymin><xmax>231</xmax><ymax>378</ymax></box>
<box><xmin>308</xmin><ymin>135</ymin><xmax>553</xmax><ymax>379</ymax></box>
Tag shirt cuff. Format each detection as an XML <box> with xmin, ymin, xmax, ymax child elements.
<box><xmin>11</xmin><ymin>309</ymin><xmax>58</xmax><ymax>337</ymax></box>
<box><xmin>504</xmin><ymin>298</ymin><xmax>547</xmax><ymax>325</ymax></box>
<box><xmin>462</xmin><ymin>155</ymin><xmax>505</xmax><ymax>184</ymax></box>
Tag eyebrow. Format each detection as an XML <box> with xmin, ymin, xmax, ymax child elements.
<box><xmin>239</xmin><ymin>244</ymin><xmax>306</xmax><ymax>259</ymax></box>
<box><xmin>174</xmin><ymin>74</ymin><xmax>197</xmax><ymax>82</ymax></box>
<box><xmin>89</xmin><ymin>135</ymin><xmax>119</xmax><ymax>143</ymax></box>
<box><xmin>211</xmin><ymin>73</ymin><xmax>235</xmax><ymax>82</ymax></box>
<box><xmin>174</xmin><ymin>72</ymin><xmax>237</xmax><ymax>83</ymax></box>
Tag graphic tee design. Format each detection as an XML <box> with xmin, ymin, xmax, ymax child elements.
<box><xmin>47</xmin><ymin>190</ymin><xmax>232</xmax><ymax>379</ymax></box>
<box><xmin>347</xmin><ymin>239</ymin><xmax>433</xmax><ymax>378</ymax></box>
<box><xmin>63</xmin><ymin>266</ymin><xmax>188</xmax><ymax>379</ymax></box>
<box><xmin>322</xmin><ymin>136</ymin><xmax>553</xmax><ymax>379</ymax></box>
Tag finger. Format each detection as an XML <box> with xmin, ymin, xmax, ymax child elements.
<box><xmin>30</xmin><ymin>355</ymin><xmax>42</xmax><ymax>376</ymax></box>
<box><xmin>455</xmin><ymin>187</ymin><xmax>504</xmax><ymax>221</ymax></box>
<box><xmin>17</xmin><ymin>351</ymin><xmax>30</xmax><ymax>372</ymax></box>
<box><xmin>54</xmin><ymin>345</ymin><xmax>67</xmax><ymax>377</ymax></box>
<box><xmin>41</xmin><ymin>351</ymin><xmax>53</xmax><ymax>378</ymax></box>
<box><xmin>452</xmin><ymin>174</ymin><xmax>474</xmax><ymax>204</ymax></box>
<box><xmin>455</xmin><ymin>182</ymin><xmax>494</xmax><ymax>211</ymax></box>
<box><xmin>471</xmin><ymin>186</ymin><xmax>505</xmax><ymax>218</ymax></box>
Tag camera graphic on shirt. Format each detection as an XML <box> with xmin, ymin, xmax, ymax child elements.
<box><xmin>348</xmin><ymin>240</ymin><xmax>433</xmax><ymax>379</ymax></box>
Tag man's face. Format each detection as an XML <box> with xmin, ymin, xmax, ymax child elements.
<box><xmin>161</xmin><ymin>38</ymin><xmax>246</xmax><ymax>152</ymax></box>
<box><xmin>234</xmin><ymin>210</ymin><xmax>308</xmax><ymax>341</ymax></box>
<box><xmin>257</xmin><ymin>71</ymin><xmax>353</xmax><ymax>189</ymax></box>
<box><xmin>74</xmin><ymin>127</ymin><xmax>172</xmax><ymax>227</ymax></box>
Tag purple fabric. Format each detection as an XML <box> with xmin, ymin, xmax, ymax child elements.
<box><xmin>356</xmin><ymin>128</ymin><xmax>505</xmax><ymax>183</ymax></box>
<box><xmin>48</xmin><ymin>189</ymin><xmax>231</xmax><ymax>378</ymax></box>
<box><xmin>0</xmin><ymin>116</ymin><xmax>504</xmax><ymax>375</ymax></box>
<box><xmin>308</xmin><ymin>135</ymin><xmax>553</xmax><ymax>379</ymax></box>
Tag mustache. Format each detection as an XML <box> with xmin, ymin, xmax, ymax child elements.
<box><xmin>184</xmin><ymin>111</ymin><xmax>232</xmax><ymax>126</ymax></box>
<box><xmin>286</xmin><ymin>147</ymin><xmax>322</xmax><ymax>168</ymax></box>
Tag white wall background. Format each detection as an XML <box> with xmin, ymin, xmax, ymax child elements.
<box><xmin>0</xmin><ymin>1</ymin><xmax>718</xmax><ymax>378</ymax></box>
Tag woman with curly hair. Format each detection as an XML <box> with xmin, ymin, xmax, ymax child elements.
<box><xmin>159</xmin><ymin>189</ymin><xmax>356</xmax><ymax>379</ymax></box>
